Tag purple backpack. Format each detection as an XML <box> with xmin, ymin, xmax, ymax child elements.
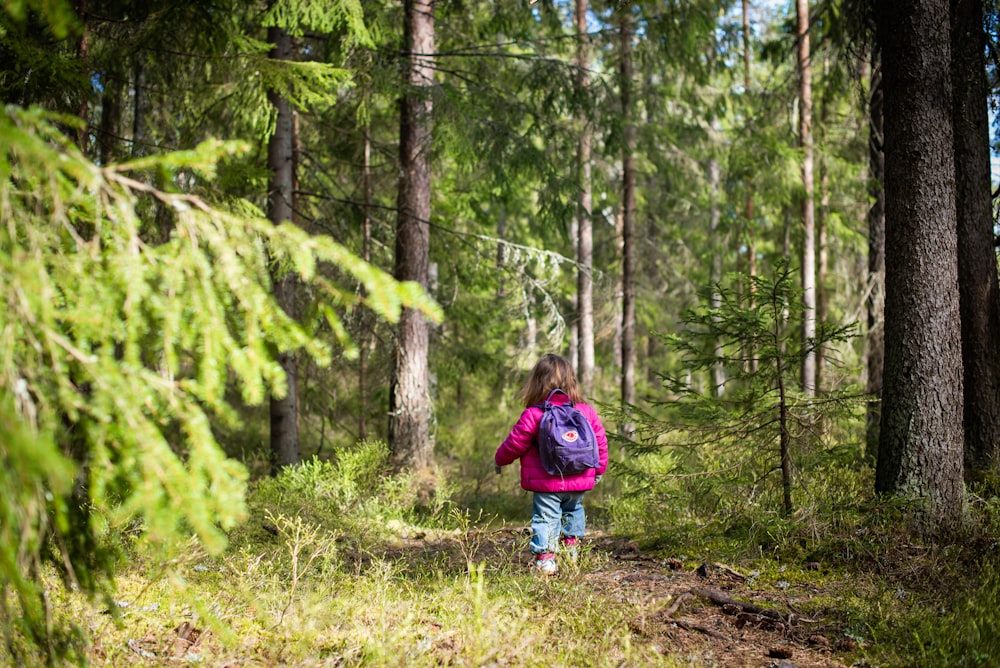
<box><xmin>535</xmin><ymin>389</ymin><xmax>599</xmax><ymax>476</ymax></box>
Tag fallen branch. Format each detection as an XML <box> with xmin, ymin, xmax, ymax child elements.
<box><xmin>689</xmin><ymin>587</ymin><xmax>785</xmax><ymax>622</ymax></box>
<box><xmin>663</xmin><ymin>591</ymin><xmax>694</xmax><ymax>618</ymax></box>
<box><xmin>712</xmin><ymin>562</ymin><xmax>747</xmax><ymax>581</ymax></box>
<box><xmin>674</xmin><ymin>618</ymin><xmax>728</xmax><ymax>639</ymax></box>
<box><xmin>695</xmin><ymin>562</ymin><xmax>747</xmax><ymax>582</ymax></box>
<box><xmin>663</xmin><ymin>587</ymin><xmax>789</xmax><ymax>627</ymax></box>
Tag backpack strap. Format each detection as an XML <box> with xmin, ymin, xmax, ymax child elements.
<box><xmin>534</xmin><ymin>389</ymin><xmax>561</xmax><ymax>410</ymax></box>
<box><xmin>544</xmin><ymin>388</ymin><xmax>569</xmax><ymax>406</ymax></box>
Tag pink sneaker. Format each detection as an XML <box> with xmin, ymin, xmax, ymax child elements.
<box><xmin>560</xmin><ymin>536</ymin><xmax>579</xmax><ymax>563</ymax></box>
<box><xmin>534</xmin><ymin>553</ymin><xmax>557</xmax><ymax>575</ymax></box>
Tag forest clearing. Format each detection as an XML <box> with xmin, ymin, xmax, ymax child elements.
<box><xmin>81</xmin><ymin>534</ymin><xmax>862</xmax><ymax>667</ymax></box>
<box><xmin>37</xmin><ymin>451</ymin><xmax>1000</xmax><ymax>667</ymax></box>
<box><xmin>2</xmin><ymin>0</ymin><xmax>1000</xmax><ymax>665</ymax></box>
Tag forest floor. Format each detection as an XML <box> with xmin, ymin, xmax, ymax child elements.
<box><xmin>384</xmin><ymin>526</ymin><xmax>856</xmax><ymax>668</ymax></box>
<box><xmin>578</xmin><ymin>534</ymin><xmax>851</xmax><ymax>668</ymax></box>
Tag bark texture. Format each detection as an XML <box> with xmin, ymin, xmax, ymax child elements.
<box><xmin>742</xmin><ymin>0</ymin><xmax>757</xmax><ymax>376</ymax></box>
<box><xmin>359</xmin><ymin>123</ymin><xmax>373</xmax><ymax>442</ymax></box>
<box><xmin>620</xmin><ymin>7</ymin><xmax>636</xmax><ymax>431</ymax></box>
<box><xmin>390</xmin><ymin>0</ymin><xmax>435</xmax><ymax>475</ymax></box>
<box><xmin>131</xmin><ymin>60</ymin><xmax>150</xmax><ymax>159</ymax></box>
<box><xmin>865</xmin><ymin>50</ymin><xmax>886</xmax><ymax>464</ymax></box>
<box><xmin>874</xmin><ymin>0</ymin><xmax>966</xmax><ymax>533</ymax></box>
<box><xmin>575</xmin><ymin>0</ymin><xmax>594</xmax><ymax>397</ymax></box>
<box><xmin>951</xmin><ymin>0</ymin><xmax>1000</xmax><ymax>479</ymax></box>
<box><xmin>267</xmin><ymin>23</ymin><xmax>301</xmax><ymax>472</ymax></box>
<box><xmin>796</xmin><ymin>0</ymin><xmax>816</xmax><ymax>396</ymax></box>
<box><xmin>709</xmin><ymin>156</ymin><xmax>725</xmax><ymax>398</ymax></box>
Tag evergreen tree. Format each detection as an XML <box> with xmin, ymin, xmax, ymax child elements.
<box><xmin>865</xmin><ymin>42</ymin><xmax>885</xmax><ymax>464</ymax></box>
<box><xmin>617</xmin><ymin>262</ymin><xmax>860</xmax><ymax>517</ymax></box>
<box><xmin>874</xmin><ymin>0</ymin><xmax>966</xmax><ymax>535</ymax></box>
<box><xmin>575</xmin><ymin>0</ymin><xmax>595</xmax><ymax>396</ymax></box>
<box><xmin>0</xmin><ymin>106</ymin><xmax>437</xmax><ymax>657</ymax></box>
<box><xmin>390</xmin><ymin>0</ymin><xmax>436</xmax><ymax>482</ymax></box>
<box><xmin>797</xmin><ymin>0</ymin><xmax>818</xmax><ymax>396</ymax></box>
<box><xmin>0</xmin><ymin>0</ymin><xmax>438</xmax><ymax>655</ymax></box>
<box><xmin>952</xmin><ymin>0</ymin><xmax>1000</xmax><ymax>482</ymax></box>
<box><xmin>267</xmin><ymin>13</ymin><xmax>301</xmax><ymax>471</ymax></box>
<box><xmin>619</xmin><ymin>2</ymin><xmax>637</xmax><ymax>432</ymax></box>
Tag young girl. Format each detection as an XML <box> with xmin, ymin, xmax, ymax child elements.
<box><xmin>494</xmin><ymin>353</ymin><xmax>609</xmax><ymax>575</ymax></box>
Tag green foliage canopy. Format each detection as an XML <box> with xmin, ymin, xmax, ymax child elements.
<box><xmin>0</xmin><ymin>105</ymin><xmax>439</xmax><ymax>655</ymax></box>
<box><xmin>614</xmin><ymin>262</ymin><xmax>864</xmax><ymax>518</ymax></box>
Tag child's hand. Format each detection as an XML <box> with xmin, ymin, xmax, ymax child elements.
<box><xmin>594</xmin><ymin>474</ymin><xmax>603</xmax><ymax>484</ymax></box>
<box><xmin>494</xmin><ymin>463</ymin><xmax>502</xmax><ymax>475</ymax></box>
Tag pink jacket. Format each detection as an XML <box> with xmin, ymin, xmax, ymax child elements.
<box><xmin>494</xmin><ymin>395</ymin><xmax>609</xmax><ymax>493</ymax></box>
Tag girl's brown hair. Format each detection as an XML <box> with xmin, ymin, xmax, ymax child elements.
<box><xmin>518</xmin><ymin>353</ymin><xmax>583</xmax><ymax>407</ymax></box>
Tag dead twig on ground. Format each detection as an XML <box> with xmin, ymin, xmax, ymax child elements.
<box><xmin>663</xmin><ymin>586</ymin><xmax>791</xmax><ymax>632</ymax></box>
<box><xmin>673</xmin><ymin>618</ymin><xmax>729</xmax><ymax>639</ymax></box>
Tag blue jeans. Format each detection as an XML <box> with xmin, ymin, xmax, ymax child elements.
<box><xmin>530</xmin><ymin>491</ymin><xmax>586</xmax><ymax>555</ymax></box>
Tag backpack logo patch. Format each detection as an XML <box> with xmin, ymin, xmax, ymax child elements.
<box><xmin>535</xmin><ymin>389</ymin><xmax>599</xmax><ymax>477</ymax></box>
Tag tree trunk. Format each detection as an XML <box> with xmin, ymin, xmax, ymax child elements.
<box><xmin>742</xmin><ymin>0</ymin><xmax>758</xmax><ymax>376</ymax></box>
<box><xmin>390</xmin><ymin>0</ymin><xmax>435</xmax><ymax>479</ymax></box>
<box><xmin>267</xmin><ymin>22</ymin><xmax>300</xmax><ymax>473</ymax></box>
<box><xmin>98</xmin><ymin>64</ymin><xmax>123</xmax><ymax>165</ymax></box>
<box><xmin>816</xmin><ymin>54</ymin><xmax>831</xmax><ymax>394</ymax></box>
<box><xmin>740</xmin><ymin>6</ymin><xmax>755</xmax><ymax>288</ymax></box>
<box><xmin>865</xmin><ymin>50</ymin><xmax>886</xmax><ymax>464</ymax></box>
<box><xmin>874</xmin><ymin>0</ymin><xmax>965</xmax><ymax>535</ymax></box>
<box><xmin>575</xmin><ymin>0</ymin><xmax>594</xmax><ymax>397</ymax></box>
<box><xmin>620</xmin><ymin>6</ymin><xmax>636</xmax><ymax>434</ymax></box>
<box><xmin>952</xmin><ymin>0</ymin><xmax>1000</xmax><ymax>480</ymax></box>
<box><xmin>613</xmin><ymin>209</ymin><xmax>623</xmax><ymax>373</ymax></box>
<box><xmin>131</xmin><ymin>57</ymin><xmax>176</xmax><ymax>244</ymax></box>
<box><xmin>359</xmin><ymin>121</ymin><xmax>373</xmax><ymax>442</ymax></box>
<box><xmin>131</xmin><ymin>59</ymin><xmax>150</xmax><ymax>159</ymax></box>
<box><xmin>75</xmin><ymin>0</ymin><xmax>91</xmax><ymax>151</ymax></box>
<box><xmin>709</xmin><ymin>155</ymin><xmax>725</xmax><ymax>397</ymax></box>
<box><xmin>796</xmin><ymin>0</ymin><xmax>816</xmax><ymax>396</ymax></box>
<box><xmin>777</xmin><ymin>335</ymin><xmax>793</xmax><ymax>516</ymax></box>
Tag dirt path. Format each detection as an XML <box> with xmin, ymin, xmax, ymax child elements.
<box><xmin>462</xmin><ymin>529</ymin><xmax>853</xmax><ymax>668</ymax></box>
<box><xmin>583</xmin><ymin>534</ymin><xmax>851</xmax><ymax>668</ymax></box>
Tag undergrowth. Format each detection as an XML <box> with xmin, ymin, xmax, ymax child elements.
<box><xmin>1</xmin><ymin>442</ymin><xmax>674</xmax><ymax>667</ymax></box>
<box><xmin>3</xmin><ymin>440</ymin><xmax>998</xmax><ymax>667</ymax></box>
<box><xmin>604</xmin><ymin>461</ymin><xmax>1000</xmax><ymax>668</ymax></box>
